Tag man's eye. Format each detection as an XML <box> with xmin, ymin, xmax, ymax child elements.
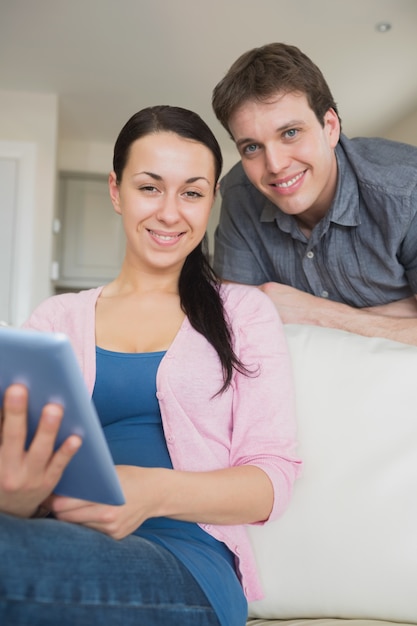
<box><xmin>243</xmin><ymin>143</ymin><xmax>258</xmax><ymax>155</ymax></box>
<box><xmin>285</xmin><ymin>129</ymin><xmax>298</xmax><ymax>139</ymax></box>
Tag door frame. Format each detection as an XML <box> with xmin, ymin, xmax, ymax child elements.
<box><xmin>0</xmin><ymin>141</ymin><xmax>36</xmax><ymax>326</ymax></box>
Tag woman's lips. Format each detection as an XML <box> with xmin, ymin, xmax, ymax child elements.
<box><xmin>147</xmin><ymin>229</ymin><xmax>185</xmax><ymax>244</ymax></box>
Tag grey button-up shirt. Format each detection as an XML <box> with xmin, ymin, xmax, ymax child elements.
<box><xmin>213</xmin><ymin>134</ymin><xmax>417</xmax><ymax>307</ymax></box>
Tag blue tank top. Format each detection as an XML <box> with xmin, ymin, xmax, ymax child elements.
<box><xmin>93</xmin><ymin>347</ymin><xmax>247</xmax><ymax>626</ymax></box>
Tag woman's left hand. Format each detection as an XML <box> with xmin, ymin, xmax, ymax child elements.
<box><xmin>47</xmin><ymin>462</ymin><xmax>275</xmax><ymax>539</ymax></box>
<box><xmin>46</xmin><ymin>465</ymin><xmax>162</xmax><ymax>539</ymax></box>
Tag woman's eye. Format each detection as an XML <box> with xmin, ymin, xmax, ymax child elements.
<box><xmin>184</xmin><ymin>190</ymin><xmax>203</xmax><ymax>199</ymax></box>
<box><xmin>140</xmin><ymin>185</ymin><xmax>158</xmax><ymax>192</ymax></box>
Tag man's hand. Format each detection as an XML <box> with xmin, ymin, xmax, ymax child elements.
<box><xmin>259</xmin><ymin>282</ymin><xmax>417</xmax><ymax>346</ymax></box>
<box><xmin>363</xmin><ymin>296</ymin><xmax>417</xmax><ymax>318</ymax></box>
<box><xmin>259</xmin><ymin>282</ymin><xmax>343</xmax><ymax>325</ymax></box>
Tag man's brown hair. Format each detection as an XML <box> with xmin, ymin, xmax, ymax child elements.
<box><xmin>212</xmin><ymin>42</ymin><xmax>341</xmax><ymax>136</ymax></box>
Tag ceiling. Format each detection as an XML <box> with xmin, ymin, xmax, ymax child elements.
<box><xmin>1</xmin><ymin>0</ymin><xmax>417</xmax><ymax>159</ymax></box>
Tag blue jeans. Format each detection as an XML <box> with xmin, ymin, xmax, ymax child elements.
<box><xmin>0</xmin><ymin>513</ymin><xmax>221</xmax><ymax>626</ymax></box>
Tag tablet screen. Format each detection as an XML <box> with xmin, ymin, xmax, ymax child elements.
<box><xmin>0</xmin><ymin>327</ymin><xmax>125</xmax><ymax>506</ymax></box>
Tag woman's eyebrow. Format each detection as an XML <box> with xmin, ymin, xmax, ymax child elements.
<box><xmin>134</xmin><ymin>171</ymin><xmax>162</xmax><ymax>180</ymax></box>
<box><xmin>186</xmin><ymin>176</ymin><xmax>210</xmax><ymax>184</ymax></box>
<box><xmin>134</xmin><ymin>172</ymin><xmax>209</xmax><ymax>184</ymax></box>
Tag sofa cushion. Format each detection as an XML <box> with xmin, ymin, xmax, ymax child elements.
<box><xmin>246</xmin><ymin>618</ymin><xmax>409</xmax><ymax>626</ymax></box>
<box><xmin>248</xmin><ymin>325</ymin><xmax>417</xmax><ymax>623</ymax></box>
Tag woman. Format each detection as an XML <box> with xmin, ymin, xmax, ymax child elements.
<box><xmin>0</xmin><ymin>106</ymin><xmax>301</xmax><ymax>626</ymax></box>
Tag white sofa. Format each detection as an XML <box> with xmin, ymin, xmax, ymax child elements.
<box><xmin>246</xmin><ymin>324</ymin><xmax>417</xmax><ymax>626</ymax></box>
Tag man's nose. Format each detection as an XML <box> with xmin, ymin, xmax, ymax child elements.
<box><xmin>264</xmin><ymin>145</ymin><xmax>288</xmax><ymax>174</ymax></box>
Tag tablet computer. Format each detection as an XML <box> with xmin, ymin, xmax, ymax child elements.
<box><xmin>0</xmin><ymin>326</ymin><xmax>125</xmax><ymax>506</ymax></box>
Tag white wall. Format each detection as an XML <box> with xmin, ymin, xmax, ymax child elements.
<box><xmin>383</xmin><ymin>109</ymin><xmax>417</xmax><ymax>146</ymax></box>
<box><xmin>0</xmin><ymin>90</ymin><xmax>58</xmax><ymax>316</ymax></box>
<box><xmin>57</xmin><ymin>141</ymin><xmax>240</xmax><ymax>257</ymax></box>
<box><xmin>1</xmin><ymin>89</ymin><xmax>415</xmax><ymax>318</ymax></box>
<box><xmin>58</xmin><ymin>139</ymin><xmax>113</xmax><ymax>175</ymax></box>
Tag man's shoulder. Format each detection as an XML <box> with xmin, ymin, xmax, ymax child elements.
<box><xmin>339</xmin><ymin>134</ymin><xmax>417</xmax><ymax>192</ymax></box>
<box><xmin>220</xmin><ymin>160</ymin><xmax>252</xmax><ymax>191</ymax></box>
<box><xmin>219</xmin><ymin>160</ymin><xmax>266</xmax><ymax>216</ymax></box>
<box><xmin>340</xmin><ymin>134</ymin><xmax>417</xmax><ymax>171</ymax></box>
<box><xmin>342</xmin><ymin>134</ymin><xmax>417</xmax><ymax>161</ymax></box>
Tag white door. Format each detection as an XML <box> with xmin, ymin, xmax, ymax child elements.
<box><xmin>0</xmin><ymin>158</ymin><xmax>17</xmax><ymax>325</ymax></box>
<box><xmin>0</xmin><ymin>141</ymin><xmax>36</xmax><ymax>326</ymax></box>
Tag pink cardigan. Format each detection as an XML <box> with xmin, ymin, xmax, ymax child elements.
<box><xmin>24</xmin><ymin>282</ymin><xmax>301</xmax><ymax>601</ymax></box>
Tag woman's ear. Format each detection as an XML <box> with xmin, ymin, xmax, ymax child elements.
<box><xmin>108</xmin><ymin>171</ymin><xmax>121</xmax><ymax>214</ymax></box>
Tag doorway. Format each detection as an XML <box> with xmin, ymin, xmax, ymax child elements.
<box><xmin>0</xmin><ymin>141</ymin><xmax>36</xmax><ymax>326</ymax></box>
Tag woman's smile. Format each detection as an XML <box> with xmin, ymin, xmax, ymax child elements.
<box><xmin>109</xmin><ymin>131</ymin><xmax>216</xmax><ymax>272</ymax></box>
<box><xmin>147</xmin><ymin>228</ymin><xmax>185</xmax><ymax>245</ymax></box>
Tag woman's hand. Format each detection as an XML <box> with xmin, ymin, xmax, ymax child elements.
<box><xmin>47</xmin><ymin>465</ymin><xmax>158</xmax><ymax>539</ymax></box>
<box><xmin>48</xmin><ymin>463</ymin><xmax>274</xmax><ymax>540</ymax></box>
<box><xmin>0</xmin><ymin>384</ymin><xmax>82</xmax><ymax>518</ymax></box>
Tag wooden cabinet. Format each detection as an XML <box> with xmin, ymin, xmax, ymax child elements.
<box><xmin>55</xmin><ymin>173</ymin><xmax>125</xmax><ymax>290</ymax></box>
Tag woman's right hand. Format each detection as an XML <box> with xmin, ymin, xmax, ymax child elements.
<box><xmin>0</xmin><ymin>383</ymin><xmax>82</xmax><ymax>518</ymax></box>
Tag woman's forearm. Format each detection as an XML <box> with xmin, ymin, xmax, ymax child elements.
<box><xmin>152</xmin><ymin>464</ymin><xmax>274</xmax><ymax>525</ymax></box>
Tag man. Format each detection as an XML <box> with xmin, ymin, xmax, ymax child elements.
<box><xmin>211</xmin><ymin>42</ymin><xmax>417</xmax><ymax>345</ymax></box>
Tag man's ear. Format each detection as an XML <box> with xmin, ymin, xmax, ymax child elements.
<box><xmin>324</xmin><ymin>108</ymin><xmax>341</xmax><ymax>148</ymax></box>
<box><xmin>108</xmin><ymin>171</ymin><xmax>121</xmax><ymax>214</ymax></box>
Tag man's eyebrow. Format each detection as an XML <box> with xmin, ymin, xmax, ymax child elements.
<box><xmin>235</xmin><ymin>119</ymin><xmax>305</xmax><ymax>148</ymax></box>
<box><xmin>236</xmin><ymin>137</ymin><xmax>256</xmax><ymax>149</ymax></box>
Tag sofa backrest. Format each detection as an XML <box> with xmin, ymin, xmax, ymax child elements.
<box><xmin>248</xmin><ymin>324</ymin><xmax>417</xmax><ymax>624</ymax></box>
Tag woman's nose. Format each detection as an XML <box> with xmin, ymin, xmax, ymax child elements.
<box><xmin>156</xmin><ymin>196</ymin><xmax>180</xmax><ymax>223</ymax></box>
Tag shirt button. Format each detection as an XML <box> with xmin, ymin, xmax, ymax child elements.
<box><xmin>321</xmin><ymin>290</ymin><xmax>329</xmax><ymax>298</ymax></box>
<box><xmin>306</xmin><ymin>251</ymin><xmax>314</xmax><ymax>259</ymax></box>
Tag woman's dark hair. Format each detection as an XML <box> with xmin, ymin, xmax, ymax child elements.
<box><xmin>113</xmin><ymin>105</ymin><xmax>249</xmax><ymax>393</ymax></box>
<box><xmin>212</xmin><ymin>42</ymin><xmax>341</xmax><ymax>136</ymax></box>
